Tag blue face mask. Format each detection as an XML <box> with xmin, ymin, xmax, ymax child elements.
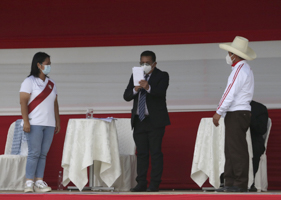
<box><xmin>41</xmin><ymin>65</ymin><xmax>51</xmax><ymax>75</ymax></box>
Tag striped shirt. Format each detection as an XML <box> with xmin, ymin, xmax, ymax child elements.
<box><xmin>216</xmin><ymin>60</ymin><xmax>254</xmax><ymax>116</ymax></box>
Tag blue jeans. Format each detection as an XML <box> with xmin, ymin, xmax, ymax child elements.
<box><xmin>24</xmin><ymin>125</ymin><xmax>55</xmax><ymax>179</ymax></box>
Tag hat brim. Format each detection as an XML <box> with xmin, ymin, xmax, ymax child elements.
<box><xmin>219</xmin><ymin>43</ymin><xmax>257</xmax><ymax>60</ymax></box>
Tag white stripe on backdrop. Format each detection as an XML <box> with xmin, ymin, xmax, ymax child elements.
<box><xmin>0</xmin><ymin>40</ymin><xmax>280</xmax><ymax>115</ymax></box>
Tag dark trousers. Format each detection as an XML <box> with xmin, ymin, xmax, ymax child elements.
<box><xmin>133</xmin><ymin>116</ymin><xmax>165</xmax><ymax>188</ymax></box>
<box><xmin>224</xmin><ymin>110</ymin><xmax>251</xmax><ymax>189</ymax></box>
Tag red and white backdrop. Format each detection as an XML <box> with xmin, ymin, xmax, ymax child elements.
<box><xmin>0</xmin><ymin>0</ymin><xmax>280</xmax><ymax>189</ymax></box>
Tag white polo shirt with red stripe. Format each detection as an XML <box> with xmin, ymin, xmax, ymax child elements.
<box><xmin>216</xmin><ymin>60</ymin><xmax>254</xmax><ymax>116</ymax></box>
<box><xmin>20</xmin><ymin>75</ymin><xmax>57</xmax><ymax>127</ymax></box>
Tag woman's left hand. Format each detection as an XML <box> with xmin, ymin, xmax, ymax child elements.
<box><xmin>55</xmin><ymin>123</ymin><xmax>61</xmax><ymax>134</ymax></box>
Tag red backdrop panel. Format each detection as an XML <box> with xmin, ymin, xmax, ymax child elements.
<box><xmin>0</xmin><ymin>0</ymin><xmax>281</xmax><ymax>48</ymax></box>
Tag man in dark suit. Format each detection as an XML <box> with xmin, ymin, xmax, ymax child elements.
<box><xmin>123</xmin><ymin>50</ymin><xmax>170</xmax><ymax>192</ymax></box>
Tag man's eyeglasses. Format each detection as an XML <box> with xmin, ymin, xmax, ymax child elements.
<box><xmin>139</xmin><ymin>62</ymin><xmax>154</xmax><ymax>66</ymax></box>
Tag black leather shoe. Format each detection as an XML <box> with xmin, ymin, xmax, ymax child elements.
<box><xmin>216</xmin><ymin>186</ymin><xmax>232</xmax><ymax>192</ymax></box>
<box><xmin>130</xmin><ymin>185</ymin><xmax>147</xmax><ymax>192</ymax></box>
<box><xmin>249</xmin><ymin>184</ymin><xmax>257</xmax><ymax>192</ymax></box>
<box><xmin>227</xmin><ymin>186</ymin><xmax>248</xmax><ymax>192</ymax></box>
<box><xmin>146</xmin><ymin>187</ymin><xmax>159</xmax><ymax>192</ymax></box>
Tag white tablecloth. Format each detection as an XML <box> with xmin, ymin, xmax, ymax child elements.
<box><xmin>61</xmin><ymin>119</ymin><xmax>121</xmax><ymax>191</ymax></box>
<box><xmin>190</xmin><ymin>117</ymin><xmax>253</xmax><ymax>189</ymax></box>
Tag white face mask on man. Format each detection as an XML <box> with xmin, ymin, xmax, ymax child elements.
<box><xmin>226</xmin><ymin>54</ymin><xmax>235</xmax><ymax>65</ymax></box>
<box><xmin>141</xmin><ymin>62</ymin><xmax>155</xmax><ymax>74</ymax></box>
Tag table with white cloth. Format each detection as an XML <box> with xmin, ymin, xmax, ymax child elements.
<box><xmin>190</xmin><ymin>117</ymin><xmax>254</xmax><ymax>189</ymax></box>
<box><xmin>61</xmin><ymin>118</ymin><xmax>121</xmax><ymax>191</ymax></box>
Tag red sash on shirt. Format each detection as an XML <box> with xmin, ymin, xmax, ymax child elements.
<box><xmin>28</xmin><ymin>80</ymin><xmax>54</xmax><ymax>114</ymax></box>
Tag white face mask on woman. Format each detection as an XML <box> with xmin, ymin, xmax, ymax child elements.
<box><xmin>41</xmin><ymin>65</ymin><xmax>51</xmax><ymax>75</ymax></box>
<box><xmin>226</xmin><ymin>54</ymin><xmax>234</xmax><ymax>65</ymax></box>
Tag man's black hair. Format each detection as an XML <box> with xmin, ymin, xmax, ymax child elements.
<box><xmin>140</xmin><ymin>50</ymin><xmax>156</xmax><ymax>62</ymax></box>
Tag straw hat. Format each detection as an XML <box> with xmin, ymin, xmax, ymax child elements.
<box><xmin>219</xmin><ymin>36</ymin><xmax>257</xmax><ymax>60</ymax></box>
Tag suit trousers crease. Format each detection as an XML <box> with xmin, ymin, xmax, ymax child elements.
<box><xmin>133</xmin><ymin>116</ymin><xmax>165</xmax><ymax>187</ymax></box>
<box><xmin>224</xmin><ymin>111</ymin><xmax>251</xmax><ymax>189</ymax></box>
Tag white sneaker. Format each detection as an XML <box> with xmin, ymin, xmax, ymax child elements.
<box><xmin>24</xmin><ymin>181</ymin><xmax>34</xmax><ymax>193</ymax></box>
<box><xmin>34</xmin><ymin>180</ymin><xmax>52</xmax><ymax>192</ymax></box>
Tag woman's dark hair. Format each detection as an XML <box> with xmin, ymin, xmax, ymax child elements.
<box><xmin>28</xmin><ymin>52</ymin><xmax>50</xmax><ymax>77</ymax></box>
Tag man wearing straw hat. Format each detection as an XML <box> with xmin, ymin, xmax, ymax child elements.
<box><xmin>213</xmin><ymin>36</ymin><xmax>256</xmax><ymax>192</ymax></box>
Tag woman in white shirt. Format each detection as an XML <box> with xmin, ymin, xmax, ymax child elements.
<box><xmin>20</xmin><ymin>52</ymin><xmax>60</xmax><ymax>193</ymax></box>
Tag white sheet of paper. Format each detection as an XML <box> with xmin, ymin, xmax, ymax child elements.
<box><xmin>132</xmin><ymin>66</ymin><xmax>144</xmax><ymax>86</ymax></box>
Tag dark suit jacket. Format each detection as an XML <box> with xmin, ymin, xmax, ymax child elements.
<box><xmin>250</xmin><ymin>100</ymin><xmax>268</xmax><ymax>158</ymax></box>
<box><xmin>250</xmin><ymin>100</ymin><xmax>268</xmax><ymax>136</ymax></box>
<box><xmin>123</xmin><ymin>67</ymin><xmax>170</xmax><ymax>129</ymax></box>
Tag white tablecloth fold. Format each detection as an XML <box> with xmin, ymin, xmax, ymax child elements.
<box><xmin>93</xmin><ymin>154</ymin><xmax>137</xmax><ymax>191</ymax></box>
<box><xmin>255</xmin><ymin>154</ymin><xmax>267</xmax><ymax>191</ymax></box>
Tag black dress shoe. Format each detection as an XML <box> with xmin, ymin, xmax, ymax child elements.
<box><xmin>249</xmin><ymin>184</ymin><xmax>257</xmax><ymax>192</ymax></box>
<box><xmin>146</xmin><ymin>187</ymin><xmax>159</xmax><ymax>192</ymax></box>
<box><xmin>227</xmin><ymin>186</ymin><xmax>248</xmax><ymax>192</ymax></box>
<box><xmin>216</xmin><ymin>186</ymin><xmax>232</xmax><ymax>192</ymax></box>
<box><xmin>130</xmin><ymin>185</ymin><xmax>147</xmax><ymax>192</ymax></box>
